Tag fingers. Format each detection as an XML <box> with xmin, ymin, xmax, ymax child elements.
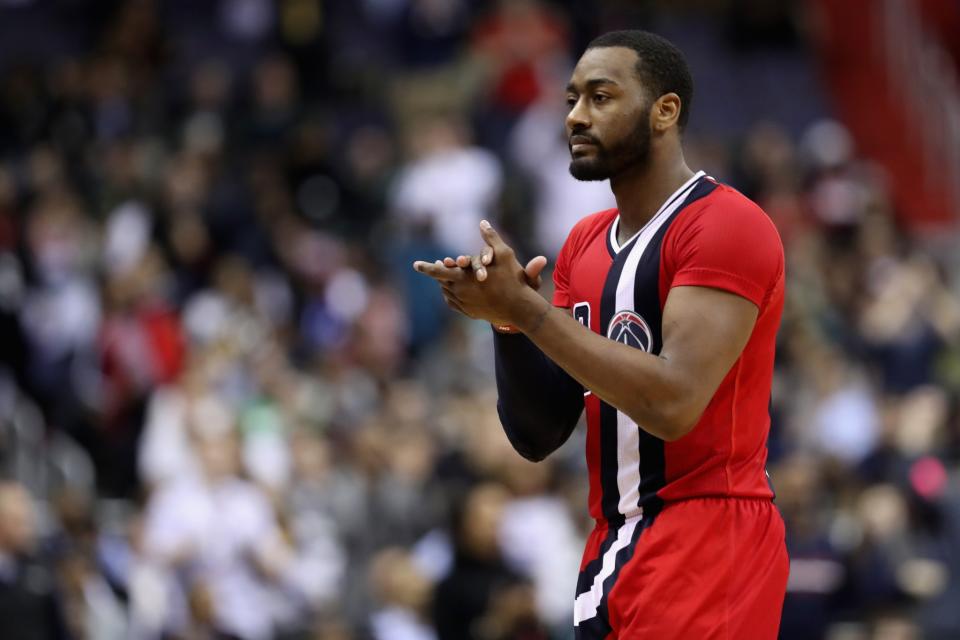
<box><xmin>441</xmin><ymin>254</ymin><xmax>485</xmax><ymax>281</ymax></box>
<box><xmin>479</xmin><ymin>219</ymin><xmax>508</xmax><ymax>253</ymax></box>
<box><xmin>416</xmin><ymin>221</ymin><xmax>517</xmax><ymax>286</ymax></box>
<box><xmin>471</xmin><ymin>254</ymin><xmax>487</xmax><ymax>281</ymax></box>
<box><xmin>481</xmin><ymin>245</ymin><xmax>493</xmax><ymax>267</ymax></box>
<box><xmin>439</xmin><ymin>251</ymin><xmax>491</xmax><ymax>282</ymax></box>
<box><xmin>524</xmin><ymin>255</ymin><xmax>548</xmax><ymax>290</ymax></box>
<box><xmin>461</xmin><ymin>247</ymin><xmax>493</xmax><ymax>280</ymax></box>
<box><xmin>412</xmin><ymin>260</ymin><xmax>464</xmax><ymax>282</ymax></box>
<box><xmin>525</xmin><ymin>256</ymin><xmax>548</xmax><ymax>277</ymax></box>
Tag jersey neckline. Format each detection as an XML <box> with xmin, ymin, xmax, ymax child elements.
<box><xmin>607</xmin><ymin>170</ymin><xmax>708</xmax><ymax>256</ymax></box>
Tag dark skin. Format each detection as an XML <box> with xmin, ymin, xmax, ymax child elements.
<box><xmin>413</xmin><ymin>47</ymin><xmax>759</xmax><ymax>442</ymax></box>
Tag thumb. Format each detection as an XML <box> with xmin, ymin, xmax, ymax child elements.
<box><xmin>524</xmin><ymin>255</ymin><xmax>548</xmax><ymax>290</ymax></box>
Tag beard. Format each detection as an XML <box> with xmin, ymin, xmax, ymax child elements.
<box><xmin>568</xmin><ymin>107</ymin><xmax>652</xmax><ymax>182</ymax></box>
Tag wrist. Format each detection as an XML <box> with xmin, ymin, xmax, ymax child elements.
<box><xmin>512</xmin><ymin>290</ymin><xmax>552</xmax><ymax>335</ymax></box>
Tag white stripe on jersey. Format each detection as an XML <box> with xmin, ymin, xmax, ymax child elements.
<box><xmin>611</xmin><ymin>171</ymin><xmax>705</xmax><ymax>518</ymax></box>
<box><xmin>573</xmin><ymin>514</ymin><xmax>641</xmax><ymax>626</ymax></box>
<box><xmin>608</xmin><ymin>170</ymin><xmax>706</xmax><ymax>255</ymax></box>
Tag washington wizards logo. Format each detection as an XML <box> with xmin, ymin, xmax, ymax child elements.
<box><xmin>606</xmin><ymin>310</ymin><xmax>653</xmax><ymax>352</ymax></box>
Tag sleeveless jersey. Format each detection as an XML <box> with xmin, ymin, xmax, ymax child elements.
<box><xmin>553</xmin><ymin>171</ymin><xmax>785</xmax><ymax>526</ymax></box>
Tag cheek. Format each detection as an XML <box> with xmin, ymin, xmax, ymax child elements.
<box><xmin>600</xmin><ymin>113</ymin><xmax>634</xmax><ymax>143</ymax></box>
<box><xmin>615</xmin><ymin>107</ymin><xmax>651</xmax><ymax>138</ymax></box>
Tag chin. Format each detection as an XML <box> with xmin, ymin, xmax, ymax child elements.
<box><xmin>569</xmin><ymin>159</ymin><xmax>611</xmax><ymax>182</ymax></box>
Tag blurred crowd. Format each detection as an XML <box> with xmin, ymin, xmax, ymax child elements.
<box><xmin>0</xmin><ymin>1</ymin><xmax>958</xmax><ymax>639</ymax></box>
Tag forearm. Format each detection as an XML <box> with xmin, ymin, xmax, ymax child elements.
<box><xmin>411</xmin><ymin>222</ymin><xmax>757</xmax><ymax>443</ymax></box>
<box><xmin>514</xmin><ymin>293</ymin><xmax>698</xmax><ymax>441</ymax></box>
<box><xmin>494</xmin><ymin>329</ymin><xmax>584</xmax><ymax>461</ymax></box>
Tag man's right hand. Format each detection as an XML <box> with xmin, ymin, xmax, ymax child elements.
<box><xmin>441</xmin><ymin>248</ymin><xmax>547</xmax><ymax>333</ymax></box>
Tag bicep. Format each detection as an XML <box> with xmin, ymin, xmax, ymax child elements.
<box><xmin>659</xmin><ymin>285</ymin><xmax>758</xmax><ymax>414</ymax></box>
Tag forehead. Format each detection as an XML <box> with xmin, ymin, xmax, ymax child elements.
<box><xmin>568</xmin><ymin>46</ymin><xmax>643</xmax><ymax>89</ymax></box>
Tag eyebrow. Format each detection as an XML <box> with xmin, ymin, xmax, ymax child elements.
<box><xmin>566</xmin><ymin>77</ymin><xmax>619</xmax><ymax>93</ymax></box>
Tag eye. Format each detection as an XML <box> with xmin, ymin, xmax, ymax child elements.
<box><xmin>566</xmin><ymin>95</ymin><xmax>578</xmax><ymax>107</ymax></box>
<box><xmin>593</xmin><ymin>94</ymin><xmax>610</xmax><ymax>104</ymax></box>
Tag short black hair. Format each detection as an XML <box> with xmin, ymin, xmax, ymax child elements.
<box><xmin>587</xmin><ymin>30</ymin><xmax>693</xmax><ymax>130</ymax></box>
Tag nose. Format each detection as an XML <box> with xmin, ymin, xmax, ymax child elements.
<box><xmin>565</xmin><ymin>96</ymin><xmax>590</xmax><ymax>134</ymax></box>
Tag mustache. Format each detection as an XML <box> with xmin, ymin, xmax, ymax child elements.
<box><xmin>569</xmin><ymin>132</ymin><xmax>601</xmax><ymax>148</ymax></box>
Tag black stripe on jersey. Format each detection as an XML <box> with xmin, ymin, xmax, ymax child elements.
<box><xmin>631</xmin><ymin>177</ymin><xmax>719</xmax><ymax>511</ymax></box>
<box><xmin>606</xmin><ymin>178</ymin><xmax>696</xmax><ymax>259</ymax></box>
<box><xmin>598</xmin><ymin>232</ymin><xmax>640</xmax><ymax>525</ymax></box>
<box><xmin>631</xmin><ymin>176</ymin><xmax>716</xmax><ymax>350</ymax></box>
<box><xmin>574</xmin><ymin>510</ymin><xmax>661</xmax><ymax>640</ymax></box>
<box><xmin>573</xmin><ymin>523</ymin><xmax>620</xmax><ymax>599</ymax></box>
<box><xmin>575</xmin><ymin>609</ymin><xmax>612</xmax><ymax>639</ymax></box>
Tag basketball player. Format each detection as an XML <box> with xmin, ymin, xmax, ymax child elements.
<box><xmin>414</xmin><ymin>30</ymin><xmax>788</xmax><ymax>639</ymax></box>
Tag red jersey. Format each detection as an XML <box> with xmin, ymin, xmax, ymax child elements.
<box><xmin>553</xmin><ymin>171</ymin><xmax>785</xmax><ymax>525</ymax></box>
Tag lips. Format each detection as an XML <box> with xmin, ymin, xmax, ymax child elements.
<box><xmin>569</xmin><ymin>134</ymin><xmax>599</xmax><ymax>156</ymax></box>
<box><xmin>569</xmin><ymin>135</ymin><xmax>597</xmax><ymax>147</ymax></box>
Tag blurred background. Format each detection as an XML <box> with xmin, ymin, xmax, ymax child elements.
<box><xmin>0</xmin><ymin>0</ymin><xmax>958</xmax><ymax>638</ymax></box>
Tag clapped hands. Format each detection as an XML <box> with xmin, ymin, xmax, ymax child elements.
<box><xmin>412</xmin><ymin>220</ymin><xmax>551</xmax><ymax>333</ymax></box>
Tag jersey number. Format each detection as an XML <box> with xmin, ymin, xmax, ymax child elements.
<box><xmin>573</xmin><ymin>302</ymin><xmax>591</xmax><ymax>328</ymax></box>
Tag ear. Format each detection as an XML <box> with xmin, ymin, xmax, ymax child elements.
<box><xmin>650</xmin><ymin>93</ymin><xmax>682</xmax><ymax>132</ymax></box>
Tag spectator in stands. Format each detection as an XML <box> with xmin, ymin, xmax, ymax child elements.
<box><xmin>0</xmin><ymin>482</ymin><xmax>66</xmax><ymax>640</ymax></box>
<box><xmin>142</xmin><ymin>429</ymin><xmax>292</xmax><ymax>639</ymax></box>
<box><xmin>432</xmin><ymin>482</ymin><xmax>545</xmax><ymax>640</ymax></box>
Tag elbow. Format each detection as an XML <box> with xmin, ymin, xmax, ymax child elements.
<box><xmin>657</xmin><ymin>416</ymin><xmax>699</xmax><ymax>442</ymax></box>
<box><xmin>508</xmin><ymin>419</ymin><xmax>561</xmax><ymax>462</ymax></box>
<box><xmin>495</xmin><ymin>393</ymin><xmax>582</xmax><ymax>462</ymax></box>
<box><xmin>661</xmin><ymin>405</ymin><xmax>702</xmax><ymax>441</ymax></box>
<box><xmin>515</xmin><ymin>445</ymin><xmax>551</xmax><ymax>463</ymax></box>
<box><xmin>497</xmin><ymin>407</ymin><xmax>564</xmax><ymax>463</ymax></box>
<box><xmin>627</xmin><ymin>397</ymin><xmax>704</xmax><ymax>443</ymax></box>
<box><xmin>503</xmin><ymin>427</ymin><xmax>556</xmax><ymax>462</ymax></box>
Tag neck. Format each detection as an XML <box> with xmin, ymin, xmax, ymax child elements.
<box><xmin>610</xmin><ymin>151</ymin><xmax>694</xmax><ymax>243</ymax></box>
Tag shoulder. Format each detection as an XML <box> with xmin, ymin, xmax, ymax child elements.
<box><xmin>663</xmin><ymin>181</ymin><xmax>784</xmax><ymax>307</ymax></box>
<box><xmin>676</xmin><ymin>182</ymin><xmax>782</xmax><ymax>246</ymax></box>
<box><xmin>561</xmin><ymin>208</ymin><xmax>617</xmax><ymax>257</ymax></box>
<box><xmin>667</xmin><ymin>182</ymin><xmax>783</xmax><ymax>263</ymax></box>
<box><xmin>570</xmin><ymin>207</ymin><xmax>618</xmax><ymax>239</ymax></box>
<box><xmin>554</xmin><ymin>208</ymin><xmax>617</xmax><ymax>305</ymax></box>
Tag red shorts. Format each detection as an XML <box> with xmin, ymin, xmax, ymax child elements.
<box><xmin>573</xmin><ymin>497</ymin><xmax>788</xmax><ymax>639</ymax></box>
